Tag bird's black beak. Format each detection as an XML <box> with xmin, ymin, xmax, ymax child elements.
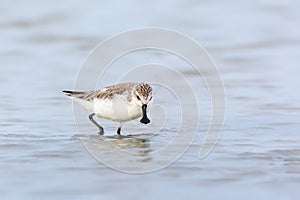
<box><xmin>140</xmin><ymin>104</ymin><xmax>150</xmax><ymax>124</ymax></box>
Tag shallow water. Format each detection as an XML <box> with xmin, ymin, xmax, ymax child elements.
<box><xmin>1</xmin><ymin>0</ymin><xmax>300</xmax><ymax>199</ymax></box>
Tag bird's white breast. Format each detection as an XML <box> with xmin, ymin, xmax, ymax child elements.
<box><xmin>93</xmin><ymin>95</ymin><xmax>142</xmax><ymax>122</ymax></box>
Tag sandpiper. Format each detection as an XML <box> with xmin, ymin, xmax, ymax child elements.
<box><xmin>63</xmin><ymin>82</ymin><xmax>152</xmax><ymax>135</ymax></box>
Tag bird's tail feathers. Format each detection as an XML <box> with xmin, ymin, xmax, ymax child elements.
<box><xmin>62</xmin><ymin>90</ymin><xmax>86</xmax><ymax>98</ymax></box>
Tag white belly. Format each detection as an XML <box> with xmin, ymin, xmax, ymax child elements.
<box><xmin>93</xmin><ymin>96</ymin><xmax>142</xmax><ymax>122</ymax></box>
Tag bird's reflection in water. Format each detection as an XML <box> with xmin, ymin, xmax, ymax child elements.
<box><xmin>74</xmin><ymin>133</ymin><xmax>157</xmax><ymax>163</ymax></box>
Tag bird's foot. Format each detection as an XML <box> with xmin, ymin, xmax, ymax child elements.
<box><xmin>98</xmin><ymin>128</ymin><xmax>104</xmax><ymax>135</ymax></box>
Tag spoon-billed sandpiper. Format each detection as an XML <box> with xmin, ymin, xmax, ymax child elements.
<box><xmin>63</xmin><ymin>82</ymin><xmax>152</xmax><ymax>135</ymax></box>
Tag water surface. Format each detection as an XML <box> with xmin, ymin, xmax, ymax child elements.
<box><xmin>1</xmin><ymin>0</ymin><xmax>300</xmax><ymax>199</ymax></box>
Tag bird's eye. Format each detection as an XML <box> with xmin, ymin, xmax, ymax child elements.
<box><xmin>136</xmin><ymin>95</ymin><xmax>141</xmax><ymax>100</ymax></box>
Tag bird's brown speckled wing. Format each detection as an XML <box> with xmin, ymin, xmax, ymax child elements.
<box><xmin>63</xmin><ymin>82</ymin><xmax>137</xmax><ymax>102</ymax></box>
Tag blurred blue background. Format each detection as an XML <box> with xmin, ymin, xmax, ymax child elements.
<box><xmin>1</xmin><ymin>0</ymin><xmax>300</xmax><ymax>200</ymax></box>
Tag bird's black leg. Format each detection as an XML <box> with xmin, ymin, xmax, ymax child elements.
<box><xmin>117</xmin><ymin>127</ymin><xmax>121</xmax><ymax>135</ymax></box>
<box><xmin>88</xmin><ymin>113</ymin><xmax>104</xmax><ymax>135</ymax></box>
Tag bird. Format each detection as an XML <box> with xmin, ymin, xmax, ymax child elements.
<box><xmin>63</xmin><ymin>82</ymin><xmax>153</xmax><ymax>135</ymax></box>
